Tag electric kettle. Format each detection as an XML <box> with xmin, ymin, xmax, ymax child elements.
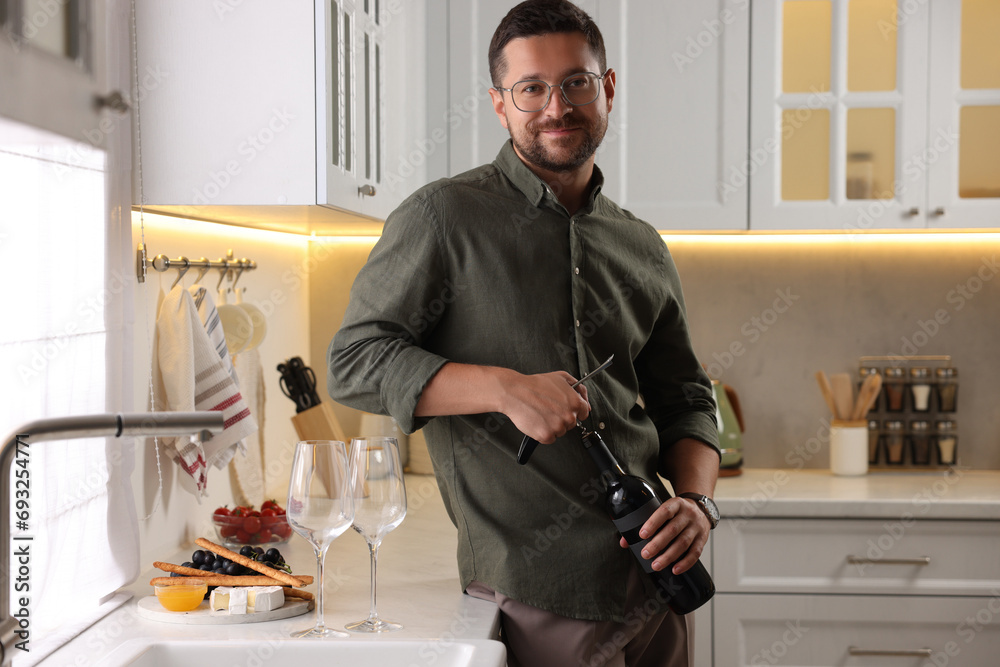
<box><xmin>712</xmin><ymin>380</ymin><xmax>744</xmax><ymax>476</ymax></box>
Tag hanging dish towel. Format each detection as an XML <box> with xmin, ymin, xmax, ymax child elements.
<box><xmin>230</xmin><ymin>347</ymin><xmax>266</xmax><ymax>507</ymax></box>
<box><xmin>151</xmin><ymin>285</ymin><xmax>258</xmax><ymax>498</ymax></box>
<box><xmin>189</xmin><ymin>284</ymin><xmax>240</xmax><ymax>387</ymax></box>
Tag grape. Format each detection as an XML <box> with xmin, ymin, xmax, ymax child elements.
<box><xmin>265</xmin><ymin>548</ymin><xmax>281</xmax><ymax>562</ymax></box>
<box><xmin>181</xmin><ymin>561</ymin><xmax>195</xmax><ymax>569</ymax></box>
<box><xmin>170</xmin><ymin>571</ymin><xmax>181</xmax><ymax>577</ymax></box>
<box><xmin>199</xmin><ymin>563</ymin><xmax>213</xmax><ymax>572</ymax></box>
<box><xmin>191</xmin><ymin>550</ymin><xmax>206</xmax><ymax>565</ymax></box>
<box><xmin>239</xmin><ymin>546</ymin><xmax>254</xmax><ymax>558</ymax></box>
<box><xmin>203</xmin><ymin>553</ymin><xmax>216</xmax><ymax>567</ymax></box>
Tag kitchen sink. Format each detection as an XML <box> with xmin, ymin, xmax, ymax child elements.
<box><xmin>95</xmin><ymin>638</ymin><xmax>506</xmax><ymax>667</ymax></box>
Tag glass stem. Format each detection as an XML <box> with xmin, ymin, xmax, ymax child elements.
<box><xmin>367</xmin><ymin>539</ymin><xmax>381</xmax><ymax>622</ymax></box>
<box><xmin>315</xmin><ymin>546</ymin><xmax>326</xmax><ymax>631</ymax></box>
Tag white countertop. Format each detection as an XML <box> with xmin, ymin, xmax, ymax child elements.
<box><xmin>715</xmin><ymin>467</ymin><xmax>1000</xmax><ymax>521</ymax></box>
<box><xmin>45</xmin><ymin>474</ymin><xmax>500</xmax><ymax>666</ymax></box>
<box><xmin>41</xmin><ymin>467</ymin><xmax>1000</xmax><ymax>664</ymax></box>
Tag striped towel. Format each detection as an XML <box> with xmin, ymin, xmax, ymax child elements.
<box><xmin>152</xmin><ymin>285</ymin><xmax>258</xmax><ymax>498</ymax></box>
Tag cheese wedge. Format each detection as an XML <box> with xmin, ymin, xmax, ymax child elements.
<box><xmin>247</xmin><ymin>586</ymin><xmax>285</xmax><ymax>612</ymax></box>
<box><xmin>210</xmin><ymin>586</ymin><xmax>248</xmax><ymax>614</ymax></box>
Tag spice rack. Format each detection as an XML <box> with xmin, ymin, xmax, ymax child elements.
<box><xmin>858</xmin><ymin>355</ymin><xmax>958</xmax><ymax>470</ymax></box>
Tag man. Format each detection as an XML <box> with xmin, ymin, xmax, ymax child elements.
<box><xmin>328</xmin><ymin>1</ymin><xmax>720</xmax><ymax>664</ymax></box>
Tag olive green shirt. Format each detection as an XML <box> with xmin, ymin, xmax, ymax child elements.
<box><xmin>328</xmin><ymin>140</ymin><xmax>719</xmax><ymax>622</ymax></box>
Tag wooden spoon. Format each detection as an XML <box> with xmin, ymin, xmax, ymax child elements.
<box><xmin>852</xmin><ymin>372</ymin><xmax>883</xmax><ymax>421</ymax></box>
<box><xmin>830</xmin><ymin>373</ymin><xmax>854</xmax><ymax>422</ymax></box>
<box><xmin>815</xmin><ymin>371</ymin><xmax>839</xmax><ymax>418</ymax></box>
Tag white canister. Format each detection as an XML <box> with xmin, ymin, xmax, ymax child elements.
<box><xmin>830</xmin><ymin>421</ymin><xmax>869</xmax><ymax>476</ymax></box>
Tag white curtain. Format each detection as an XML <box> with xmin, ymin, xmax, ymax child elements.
<box><xmin>0</xmin><ymin>74</ymin><xmax>138</xmax><ymax>667</ymax></box>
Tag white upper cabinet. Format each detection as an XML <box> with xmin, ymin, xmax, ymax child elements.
<box><xmin>597</xmin><ymin>0</ymin><xmax>749</xmax><ymax>231</ymax></box>
<box><xmin>133</xmin><ymin>0</ymin><xmax>422</xmax><ymax>227</ymax></box>
<box><xmin>750</xmin><ymin>0</ymin><xmax>1000</xmax><ymax>231</ymax></box>
<box><xmin>434</xmin><ymin>0</ymin><xmax>749</xmax><ymax>231</ymax></box>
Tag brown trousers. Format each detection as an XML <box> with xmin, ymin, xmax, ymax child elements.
<box><xmin>466</xmin><ymin>563</ymin><xmax>692</xmax><ymax>667</ymax></box>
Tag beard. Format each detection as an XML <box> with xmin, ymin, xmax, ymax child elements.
<box><xmin>508</xmin><ymin>109</ymin><xmax>608</xmax><ymax>174</ymax></box>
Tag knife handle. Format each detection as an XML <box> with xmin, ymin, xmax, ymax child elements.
<box><xmin>517</xmin><ymin>435</ymin><xmax>539</xmax><ymax>465</ymax></box>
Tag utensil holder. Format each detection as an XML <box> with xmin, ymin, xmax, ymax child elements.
<box><xmin>830</xmin><ymin>420</ymin><xmax>869</xmax><ymax>476</ymax></box>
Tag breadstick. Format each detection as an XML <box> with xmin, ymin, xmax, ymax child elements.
<box><xmin>281</xmin><ymin>587</ymin><xmax>314</xmax><ymax>601</ymax></box>
<box><xmin>151</xmin><ymin>575</ymin><xmax>314</xmax><ymax>587</ymax></box>
<box><xmin>154</xmin><ymin>561</ymin><xmax>216</xmax><ymax>578</ymax></box>
<box><xmin>195</xmin><ymin>538</ymin><xmax>305</xmax><ymax>587</ymax></box>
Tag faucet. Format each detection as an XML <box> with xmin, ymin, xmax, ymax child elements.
<box><xmin>0</xmin><ymin>411</ymin><xmax>225</xmax><ymax>667</ymax></box>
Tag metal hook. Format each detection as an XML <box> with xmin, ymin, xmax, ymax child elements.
<box><xmin>215</xmin><ymin>259</ymin><xmax>230</xmax><ymax>291</ymax></box>
<box><xmin>192</xmin><ymin>258</ymin><xmax>210</xmax><ymax>285</ymax></box>
<box><xmin>170</xmin><ymin>257</ymin><xmax>191</xmax><ymax>289</ymax></box>
<box><xmin>231</xmin><ymin>260</ymin><xmax>250</xmax><ymax>290</ymax></box>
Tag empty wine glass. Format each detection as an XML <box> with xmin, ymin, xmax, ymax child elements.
<box><xmin>286</xmin><ymin>440</ymin><xmax>355</xmax><ymax>638</ymax></box>
<box><xmin>346</xmin><ymin>436</ymin><xmax>407</xmax><ymax>632</ymax></box>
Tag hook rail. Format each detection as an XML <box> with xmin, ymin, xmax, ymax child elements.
<box><xmin>136</xmin><ymin>244</ymin><xmax>258</xmax><ymax>288</ymax></box>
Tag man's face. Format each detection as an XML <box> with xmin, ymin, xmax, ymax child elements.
<box><xmin>490</xmin><ymin>32</ymin><xmax>615</xmax><ymax>175</ymax></box>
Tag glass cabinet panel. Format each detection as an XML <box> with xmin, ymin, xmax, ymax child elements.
<box><xmin>848</xmin><ymin>0</ymin><xmax>897</xmax><ymax>92</ymax></box>
<box><xmin>783</xmin><ymin>1</ymin><xmax>831</xmax><ymax>93</ymax></box>
<box><xmin>846</xmin><ymin>107</ymin><xmax>895</xmax><ymax>199</ymax></box>
<box><xmin>21</xmin><ymin>0</ymin><xmax>78</xmax><ymax>60</ymax></box>
<box><xmin>961</xmin><ymin>0</ymin><xmax>1000</xmax><ymax>89</ymax></box>
<box><xmin>959</xmin><ymin>105</ymin><xmax>1000</xmax><ymax>198</ymax></box>
<box><xmin>343</xmin><ymin>10</ymin><xmax>353</xmax><ymax>173</ymax></box>
<box><xmin>782</xmin><ymin>108</ymin><xmax>830</xmax><ymax>200</ymax></box>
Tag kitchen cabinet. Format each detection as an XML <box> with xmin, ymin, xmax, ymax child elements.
<box><xmin>432</xmin><ymin>0</ymin><xmax>748</xmax><ymax>231</ymax></box>
<box><xmin>132</xmin><ymin>0</ymin><xmax>424</xmax><ymax>231</ymax></box>
<box><xmin>749</xmin><ymin>0</ymin><xmax>1000</xmax><ymax>230</ymax></box>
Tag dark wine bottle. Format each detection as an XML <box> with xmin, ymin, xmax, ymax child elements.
<box><xmin>582</xmin><ymin>427</ymin><xmax>715</xmax><ymax>614</ymax></box>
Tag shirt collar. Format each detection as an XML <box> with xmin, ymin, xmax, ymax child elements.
<box><xmin>494</xmin><ymin>139</ymin><xmax>605</xmax><ymax>213</ymax></box>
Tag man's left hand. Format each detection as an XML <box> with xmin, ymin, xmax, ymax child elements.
<box><xmin>619</xmin><ymin>496</ymin><xmax>710</xmax><ymax>574</ymax></box>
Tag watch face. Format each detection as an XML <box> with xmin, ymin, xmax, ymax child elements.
<box><xmin>703</xmin><ymin>497</ymin><xmax>721</xmax><ymax>523</ymax></box>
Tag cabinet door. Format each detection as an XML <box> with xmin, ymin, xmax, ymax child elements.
<box><xmin>715</xmin><ymin>594</ymin><xmax>1000</xmax><ymax>666</ymax></box>
<box><xmin>0</xmin><ymin>0</ymin><xmax>110</xmax><ymax>147</ymax></box>
<box><xmin>749</xmin><ymin>0</ymin><xmax>930</xmax><ymax>230</ymax></box>
<box><xmin>598</xmin><ymin>0</ymin><xmax>749</xmax><ymax>231</ymax></box>
<box><xmin>926</xmin><ymin>0</ymin><xmax>1000</xmax><ymax>228</ymax></box>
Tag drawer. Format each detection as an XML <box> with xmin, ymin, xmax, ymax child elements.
<box><xmin>715</xmin><ymin>593</ymin><xmax>1000</xmax><ymax>666</ymax></box>
<box><xmin>714</xmin><ymin>517</ymin><xmax>1000</xmax><ymax>595</ymax></box>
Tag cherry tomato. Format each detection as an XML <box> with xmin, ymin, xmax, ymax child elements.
<box><xmin>260</xmin><ymin>509</ymin><xmax>277</xmax><ymax>527</ymax></box>
<box><xmin>274</xmin><ymin>506</ymin><xmax>286</xmax><ymax>516</ymax></box>
<box><xmin>236</xmin><ymin>529</ymin><xmax>252</xmax><ymax>543</ymax></box>
<box><xmin>261</xmin><ymin>500</ymin><xmax>277</xmax><ymax>511</ymax></box>
<box><xmin>248</xmin><ymin>510</ymin><xmax>261</xmax><ymax>518</ymax></box>
<box><xmin>213</xmin><ymin>506</ymin><xmax>231</xmax><ymax>518</ymax></box>
<box><xmin>243</xmin><ymin>516</ymin><xmax>262</xmax><ymax>534</ymax></box>
<box><xmin>220</xmin><ymin>525</ymin><xmax>238</xmax><ymax>538</ymax></box>
<box><xmin>275</xmin><ymin>522</ymin><xmax>293</xmax><ymax>539</ymax></box>
<box><xmin>257</xmin><ymin>528</ymin><xmax>273</xmax><ymax>543</ymax></box>
<box><xmin>231</xmin><ymin>506</ymin><xmax>248</xmax><ymax>517</ymax></box>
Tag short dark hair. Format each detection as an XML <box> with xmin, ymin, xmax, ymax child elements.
<box><xmin>488</xmin><ymin>0</ymin><xmax>607</xmax><ymax>88</ymax></box>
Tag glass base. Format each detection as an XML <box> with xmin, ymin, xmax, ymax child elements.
<box><xmin>345</xmin><ymin>618</ymin><xmax>403</xmax><ymax>633</ymax></box>
<box><xmin>291</xmin><ymin>625</ymin><xmax>350</xmax><ymax>639</ymax></box>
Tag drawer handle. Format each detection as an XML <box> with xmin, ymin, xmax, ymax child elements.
<box><xmin>846</xmin><ymin>556</ymin><xmax>931</xmax><ymax>566</ymax></box>
<box><xmin>849</xmin><ymin>647</ymin><xmax>933</xmax><ymax>657</ymax></box>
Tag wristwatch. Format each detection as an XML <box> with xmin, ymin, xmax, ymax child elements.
<box><xmin>679</xmin><ymin>493</ymin><xmax>720</xmax><ymax>530</ymax></box>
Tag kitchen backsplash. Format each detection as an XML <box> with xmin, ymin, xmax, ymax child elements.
<box><xmin>311</xmin><ymin>233</ymin><xmax>1000</xmax><ymax>471</ymax></box>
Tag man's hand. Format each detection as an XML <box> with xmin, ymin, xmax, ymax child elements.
<box><xmin>496</xmin><ymin>370</ymin><xmax>591</xmax><ymax>444</ymax></box>
<box><xmin>414</xmin><ymin>363</ymin><xmax>590</xmax><ymax>444</ymax></box>
<box><xmin>619</xmin><ymin>496</ymin><xmax>710</xmax><ymax>575</ymax></box>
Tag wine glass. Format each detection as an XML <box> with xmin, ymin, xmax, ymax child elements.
<box><xmin>346</xmin><ymin>436</ymin><xmax>407</xmax><ymax>632</ymax></box>
<box><xmin>286</xmin><ymin>440</ymin><xmax>355</xmax><ymax>638</ymax></box>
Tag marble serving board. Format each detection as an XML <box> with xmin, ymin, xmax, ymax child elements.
<box><xmin>137</xmin><ymin>596</ymin><xmax>313</xmax><ymax>625</ymax></box>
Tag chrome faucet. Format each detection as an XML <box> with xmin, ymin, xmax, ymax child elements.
<box><xmin>0</xmin><ymin>412</ymin><xmax>225</xmax><ymax>667</ymax></box>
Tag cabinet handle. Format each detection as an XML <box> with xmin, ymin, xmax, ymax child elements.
<box><xmin>849</xmin><ymin>647</ymin><xmax>933</xmax><ymax>657</ymax></box>
<box><xmin>846</xmin><ymin>556</ymin><xmax>931</xmax><ymax>566</ymax></box>
<box><xmin>96</xmin><ymin>91</ymin><xmax>131</xmax><ymax>115</ymax></box>
<box><xmin>358</xmin><ymin>184</ymin><xmax>377</xmax><ymax>197</ymax></box>
<box><xmin>904</xmin><ymin>207</ymin><xmax>920</xmax><ymax>216</ymax></box>
<box><xmin>932</xmin><ymin>207</ymin><xmax>945</xmax><ymax>216</ymax></box>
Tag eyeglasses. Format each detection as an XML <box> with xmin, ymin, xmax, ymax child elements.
<box><xmin>495</xmin><ymin>70</ymin><xmax>609</xmax><ymax>113</ymax></box>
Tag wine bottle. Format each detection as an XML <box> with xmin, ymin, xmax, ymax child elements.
<box><xmin>581</xmin><ymin>427</ymin><xmax>715</xmax><ymax>614</ymax></box>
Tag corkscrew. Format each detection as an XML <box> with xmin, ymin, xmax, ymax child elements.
<box><xmin>516</xmin><ymin>355</ymin><xmax>614</xmax><ymax>465</ymax></box>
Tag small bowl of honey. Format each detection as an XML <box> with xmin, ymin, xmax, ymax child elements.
<box><xmin>154</xmin><ymin>580</ymin><xmax>207</xmax><ymax>612</ymax></box>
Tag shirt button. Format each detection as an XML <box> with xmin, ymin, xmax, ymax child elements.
<box><xmin>599</xmin><ymin>422</ymin><xmax>606</xmax><ymax>430</ymax></box>
<box><xmin>574</xmin><ymin>267</ymin><xmax>580</xmax><ymax>275</ymax></box>
<box><xmin>575</xmin><ymin>320</ymin><xmax>581</xmax><ymax>328</ymax></box>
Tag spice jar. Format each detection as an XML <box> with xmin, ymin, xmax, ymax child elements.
<box><xmin>909</xmin><ymin>367</ymin><xmax>932</xmax><ymax>412</ymax></box>
<box><xmin>909</xmin><ymin>420</ymin><xmax>932</xmax><ymax>465</ymax></box>
<box><xmin>883</xmin><ymin>367</ymin><xmax>907</xmax><ymax>412</ymax></box>
<box><xmin>935</xmin><ymin>367</ymin><xmax>958</xmax><ymax>413</ymax></box>
<box><xmin>883</xmin><ymin>420</ymin><xmax>905</xmax><ymax>465</ymax></box>
<box><xmin>935</xmin><ymin>420</ymin><xmax>958</xmax><ymax>466</ymax></box>
<box><xmin>859</xmin><ymin>367</ymin><xmax>882</xmax><ymax>413</ymax></box>
<box><xmin>867</xmin><ymin>419</ymin><xmax>881</xmax><ymax>465</ymax></box>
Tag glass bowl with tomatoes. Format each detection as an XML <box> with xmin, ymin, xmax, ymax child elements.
<box><xmin>212</xmin><ymin>500</ymin><xmax>293</xmax><ymax>546</ymax></box>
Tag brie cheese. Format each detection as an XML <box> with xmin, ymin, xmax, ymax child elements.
<box><xmin>247</xmin><ymin>586</ymin><xmax>285</xmax><ymax>612</ymax></box>
<box><xmin>210</xmin><ymin>586</ymin><xmax>248</xmax><ymax>614</ymax></box>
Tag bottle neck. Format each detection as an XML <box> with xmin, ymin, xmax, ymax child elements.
<box><xmin>582</xmin><ymin>429</ymin><xmax>625</xmax><ymax>482</ymax></box>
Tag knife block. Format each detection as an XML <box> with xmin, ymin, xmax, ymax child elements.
<box><xmin>290</xmin><ymin>401</ymin><xmax>348</xmax><ymax>443</ymax></box>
